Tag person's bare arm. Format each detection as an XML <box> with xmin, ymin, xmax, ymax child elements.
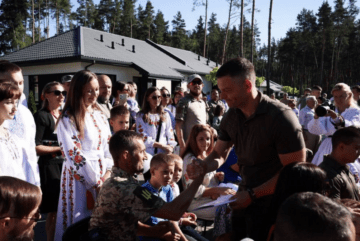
<box><xmin>230</xmin><ymin>148</ymin><xmax>306</xmax><ymax>209</ymax></box>
<box><xmin>186</xmin><ymin>140</ymin><xmax>233</xmax><ymax>180</ymax></box>
<box><xmin>137</xmin><ymin>221</ymin><xmax>180</xmax><ymax>240</ymax></box>
<box><xmin>171</xmin><ymin>221</ymin><xmax>188</xmax><ymax>241</ymax></box>
<box><xmin>175</xmin><ymin>120</ymin><xmax>185</xmax><ymax>151</ymax></box>
<box><xmin>35</xmin><ymin>145</ymin><xmax>61</xmax><ymax>156</ymax></box>
<box><xmin>153</xmin><ymin>174</ymin><xmax>205</xmax><ymax>221</ymax></box>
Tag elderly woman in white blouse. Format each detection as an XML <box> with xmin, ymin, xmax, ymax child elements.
<box><xmin>308</xmin><ymin>83</ymin><xmax>360</xmax><ymax>166</ymax></box>
<box><xmin>136</xmin><ymin>86</ymin><xmax>177</xmax><ymax>155</ymax></box>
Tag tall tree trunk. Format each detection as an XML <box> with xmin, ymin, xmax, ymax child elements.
<box><xmin>46</xmin><ymin>0</ymin><xmax>49</xmax><ymax>38</ymax></box>
<box><xmin>32</xmin><ymin>0</ymin><xmax>35</xmax><ymax>43</ymax></box>
<box><xmin>38</xmin><ymin>1</ymin><xmax>41</xmax><ymax>42</ymax></box>
<box><xmin>250</xmin><ymin>0</ymin><xmax>255</xmax><ymax>62</ymax></box>
<box><xmin>203</xmin><ymin>0</ymin><xmax>208</xmax><ymax>58</ymax></box>
<box><xmin>240</xmin><ymin>0</ymin><xmax>244</xmax><ymax>57</ymax></box>
<box><xmin>320</xmin><ymin>30</ymin><xmax>325</xmax><ymax>86</ymax></box>
<box><xmin>55</xmin><ymin>2</ymin><xmax>59</xmax><ymax>35</ymax></box>
<box><xmin>131</xmin><ymin>19</ymin><xmax>133</xmax><ymax>38</ymax></box>
<box><xmin>221</xmin><ymin>0</ymin><xmax>233</xmax><ymax>65</ymax></box>
<box><xmin>266</xmin><ymin>0</ymin><xmax>273</xmax><ymax>95</ymax></box>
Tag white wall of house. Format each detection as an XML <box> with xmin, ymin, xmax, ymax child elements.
<box><xmin>20</xmin><ymin>62</ymin><xmax>142</xmax><ymax>97</ymax></box>
<box><xmin>156</xmin><ymin>79</ymin><xmax>172</xmax><ymax>94</ymax></box>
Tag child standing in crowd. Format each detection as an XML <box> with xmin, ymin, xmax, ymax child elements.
<box><xmin>139</xmin><ymin>154</ymin><xmax>187</xmax><ymax>241</ymax></box>
<box><xmin>171</xmin><ymin>155</ymin><xmax>209</xmax><ymax>241</ymax></box>
<box><xmin>110</xmin><ymin>105</ymin><xmax>130</xmax><ymax>133</ymax></box>
<box><xmin>212</xmin><ymin>105</ymin><xmax>225</xmax><ymax>132</ymax></box>
<box><xmin>181</xmin><ymin>124</ymin><xmax>235</xmax><ymax>220</ymax></box>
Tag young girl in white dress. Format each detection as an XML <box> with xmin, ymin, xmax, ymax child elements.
<box><xmin>181</xmin><ymin>124</ymin><xmax>236</xmax><ymax>220</ymax></box>
<box><xmin>54</xmin><ymin>71</ymin><xmax>113</xmax><ymax>241</ymax></box>
<box><xmin>136</xmin><ymin>86</ymin><xmax>177</xmax><ymax>156</ymax></box>
<box><xmin>0</xmin><ymin>81</ymin><xmax>24</xmax><ymax>180</ymax></box>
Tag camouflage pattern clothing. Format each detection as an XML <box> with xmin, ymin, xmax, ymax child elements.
<box><xmin>89</xmin><ymin>167</ymin><xmax>166</xmax><ymax>241</ymax></box>
<box><xmin>175</xmin><ymin>94</ymin><xmax>208</xmax><ymax>142</ymax></box>
<box><xmin>207</xmin><ymin>99</ymin><xmax>225</xmax><ymax>124</ymax></box>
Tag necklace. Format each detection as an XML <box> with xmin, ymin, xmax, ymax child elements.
<box><xmin>51</xmin><ymin>111</ymin><xmax>60</xmax><ymax>119</ymax></box>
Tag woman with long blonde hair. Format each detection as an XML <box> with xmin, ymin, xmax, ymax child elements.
<box><xmin>54</xmin><ymin>70</ymin><xmax>113</xmax><ymax>241</ymax></box>
<box><xmin>308</xmin><ymin>83</ymin><xmax>360</xmax><ymax>166</ymax></box>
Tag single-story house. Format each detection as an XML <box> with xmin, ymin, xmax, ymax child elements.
<box><xmin>258</xmin><ymin>80</ymin><xmax>284</xmax><ymax>97</ymax></box>
<box><xmin>0</xmin><ymin>26</ymin><xmax>218</xmax><ymax>106</ymax></box>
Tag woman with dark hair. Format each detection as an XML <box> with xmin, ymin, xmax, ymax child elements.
<box><xmin>54</xmin><ymin>70</ymin><xmax>113</xmax><ymax>241</ymax></box>
<box><xmin>126</xmin><ymin>82</ymin><xmax>140</xmax><ymax>126</ymax></box>
<box><xmin>171</xmin><ymin>91</ymin><xmax>184</xmax><ymax>115</ymax></box>
<box><xmin>0</xmin><ymin>176</ymin><xmax>42</xmax><ymax>241</ymax></box>
<box><xmin>0</xmin><ymin>81</ymin><xmax>23</xmax><ymax>180</ymax></box>
<box><xmin>136</xmin><ymin>86</ymin><xmax>176</xmax><ymax>155</ymax></box>
<box><xmin>266</xmin><ymin>162</ymin><xmax>327</xmax><ymax>241</ymax></box>
<box><xmin>34</xmin><ymin>81</ymin><xmax>65</xmax><ymax>241</ymax></box>
<box><xmin>160</xmin><ymin>87</ymin><xmax>176</xmax><ymax>129</ymax></box>
<box><xmin>112</xmin><ymin>81</ymin><xmax>129</xmax><ymax>107</ymax></box>
<box><xmin>181</xmin><ymin>124</ymin><xmax>236</xmax><ymax>220</ymax></box>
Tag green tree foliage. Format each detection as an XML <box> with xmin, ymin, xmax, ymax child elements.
<box><xmin>205</xmin><ymin>67</ymin><xmax>219</xmax><ymax>85</ymax></box>
<box><xmin>120</xmin><ymin>0</ymin><xmax>136</xmax><ymax>37</ymax></box>
<box><xmin>153</xmin><ymin>10</ymin><xmax>168</xmax><ymax>44</ymax></box>
<box><xmin>171</xmin><ymin>11</ymin><xmax>186</xmax><ymax>49</ymax></box>
<box><xmin>0</xmin><ymin>0</ymin><xmax>29</xmax><ymax>54</ymax></box>
<box><xmin>282</xmin><ymin>86</ymin><xmax>300</xmax><ymax>96</ymax></box>
<box><xmin>28</xmin><ymin>91</ymin><xmax>37</xmax><ymax>114</ymax></box>
<box><xmin>255</xmin><ymin>76</ymin><xmax>265</xmax><ymax>87</ymax></box>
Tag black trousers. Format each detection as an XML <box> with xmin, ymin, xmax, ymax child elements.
<box><xmin>231</xmin><ymin>195</ymin><xmax>273</xmax><ymax>241</ymax></box>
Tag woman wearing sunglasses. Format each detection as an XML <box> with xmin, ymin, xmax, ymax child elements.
<box><xmin>160</xmin><ymin>87</ymin><xmax>176</xmax><ymax>129</ymax></box>
<box><xmin>34</xmin><ymin>81</ymin><xmax>66</xmax><ymax>241</ymax></box>
<box><xmin>136</xmin><ymin>86</ymin><xmax>177</xmax><ymax>155</ymax></box>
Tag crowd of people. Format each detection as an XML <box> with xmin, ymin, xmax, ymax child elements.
<box><xmin>1</xmin><ymin>57</ymin><xmax>360</xmax><ymax>241</ymax></box>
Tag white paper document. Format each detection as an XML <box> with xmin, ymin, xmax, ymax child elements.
<box><xmin>193</xmin><ymin>194</ymin><xmax>236</xmax><ymax>210</ymax></box>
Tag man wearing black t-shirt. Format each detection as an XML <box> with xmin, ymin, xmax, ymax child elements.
<box><xmin>186</xmin><ymin>57</ymin><xmax>306</xmax><ymax>241</ymax></box>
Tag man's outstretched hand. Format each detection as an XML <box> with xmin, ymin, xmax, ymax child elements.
<box><xmin>186</xmin><ymin>159</ymin><xmax>206</xmax><ymax>179</ymax></box>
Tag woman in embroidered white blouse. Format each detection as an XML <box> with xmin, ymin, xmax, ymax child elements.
<box><xmin>136</xmin><ymin>86</ymin><xmax>177</xmax><ymax>155</ymax></box>
<box><xmin>0</xmin><ymin>81</ymin><xmax>24</xmax><ymax>180</ymax></box>
<box><xmin>54</xmin><ymin>71</ymin><xmax>113</xmax><ymax>241</ymax></box>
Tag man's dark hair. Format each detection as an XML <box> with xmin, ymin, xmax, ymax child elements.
<box><xmin>110</xmin><ymin>105</ymin><xmax>130</xmax><ymax>120</ymax></box>
<box><xmin>312</xmin><ymin>85</ymin><xmax>322</xmax><ymax>92</ymax></box>
<box><xmin>214</xmin><ymin>104</ymin><xmax>224</xmax><ymax>116</ymax></box>
<box><xmin>0</xmin><ymin>60</ymin><xmax>22</xmax><ymax>77</ymax></box>
<box><xmin>332</xmin><ymin>126</ymin><xmax>360</xmax><ymax>150</ymax></box>
<box><xmin>351</xmin><ymin>85</ymin><xmax>360</xmax><ymax>93</ymax></box>
<box><xmin>0</xmin><ymin>176</ymin><xmax>42</xmax><ymax>218</ymax></box>
<box><xmin>216</xmin><ymin>57</ymin><xmax>255</xmax><ymax>82</ymax></box>
<box><xmin>109</xmin><ymin>130</ymin><xmax>143</xmax><ymax>161</ymax></box>
<box><xmin>274</xmin><ymin>192</ymin><xmax>353</xmax><ymax>241</ymax></box>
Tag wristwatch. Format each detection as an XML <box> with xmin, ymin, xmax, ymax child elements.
<box><xmin>247</xmin><ymin>188</ymin><xmax>256</xmax><ymax>202</ymax></box>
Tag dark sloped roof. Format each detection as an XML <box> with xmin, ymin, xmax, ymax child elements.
<box><xmin>150</xmin><ymin>42</ymin><xmax>218</xmax><ymax>75</ymax></box>
<box><xmin>0</xmin><ymin>28</ymin><xmax>80</xmax><ymax>63</ymax></box>
<box><xmin>81</xmin><ymin>27</ymin><xmax>191</xmax><ymax>79</ymax></box>
<box><xmin>0</xmin><ymin>26</ymin><xmax>217</xmax><ymax>80</ymax></box>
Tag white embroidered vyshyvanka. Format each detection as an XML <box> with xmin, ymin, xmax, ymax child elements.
<box><xmin>54</xmin><ymin>110</ymin><xmax>113</xmax><ymax>241</ymax></box>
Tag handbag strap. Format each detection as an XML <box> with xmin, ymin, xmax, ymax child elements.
<box><xmin>154</xmin><ymin>119</ymin><xmax>163</xmax><ymax>154</ymax></box>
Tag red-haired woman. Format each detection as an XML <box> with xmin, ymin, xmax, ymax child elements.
<box><xmin>181</xmin><ymin>124</ymin><xmax>236</xmax><ymax>220</ymax></box>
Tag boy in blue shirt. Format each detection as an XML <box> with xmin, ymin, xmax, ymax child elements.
<box><xmin>139</xmin><ymin>153</ymin><xmax>187</xmax><ymax>241</ymax></box>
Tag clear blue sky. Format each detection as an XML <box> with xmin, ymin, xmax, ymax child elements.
<box><xmin>59</xmin><ymin>0</ymin><xmax>359</xmax><ymax>47</ymax></box>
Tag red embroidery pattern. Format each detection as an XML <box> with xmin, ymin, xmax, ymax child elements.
<box><xmin>61</xmin><ymin>169</ymin><xmax>68</xmax><ymax>231</ymax></box>
<box><xmin>107</xmin><ymin>135</ymin><xmax>111</xmax><ymax>144</ymax></box>
<box><xmin>69</xmin><ymin>135</ymin><xmax>86</xmax><ymax>170</ymax></box>
<box><xmin>68</xmin><ymin>168</ymin><xmax>74</xmax><ymax>224</ymax></box>
<box><xmin>97</xmin><ymin>159</ymin><xmax>103</xmax><ymax>187</ymax></box>
<box><xmin>90</xmin><ymin>113</ymin><xmax>102</xmax><ymax>150</ymax></box>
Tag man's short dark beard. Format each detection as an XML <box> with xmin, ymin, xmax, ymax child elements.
<box><xmin>98</xmin><ymin>95</ymin><xmax>109</xmax><ymax>103</ymax></box>
<box><xmin>190</xmin><ymin>89</ymin><xmax>201</xmax><ymax>97</ymax></box>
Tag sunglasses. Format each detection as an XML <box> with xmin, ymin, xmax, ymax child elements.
<box><xmin>50</xmin><ymin>90</ymin><xmax>67</xmax><ymax>96</ymax></box>
<box><xmin>151</xmin><ymin>95</ymin><xmax>161</xmax><ymax>100</ymax></box>
<box><xmin>191</xmin><ymin>80</ymin><xmax>202</xmax><ymax>86</ymax></box>
<box><xmin>162</xmin><ymin>94</ymin><xmax>171</xmax><ymax>98</ymax></box>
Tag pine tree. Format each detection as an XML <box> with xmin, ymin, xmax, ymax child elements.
<box><xmin>171</xmin><ymin>11</ymin><xmax>186</xmax><ymax>48</ymax></box>
<box><xmin>195</xmin><ymin>15</ymin><xmax>204</xmax><ymax>54</ymax></box>
<box><xmin>153</xmin><ymin>10</ymin><xmax>168</xmax><ymax>44</ymax></box>
<box><xmin>0</xmin><ymin>0</ymin><xmax>29</xmax><ymax>54</ymax></box>
<box><xmin>120</xmin><ymin>0</ymin><xmax>136</xmax><ymax>37</ymax></box>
